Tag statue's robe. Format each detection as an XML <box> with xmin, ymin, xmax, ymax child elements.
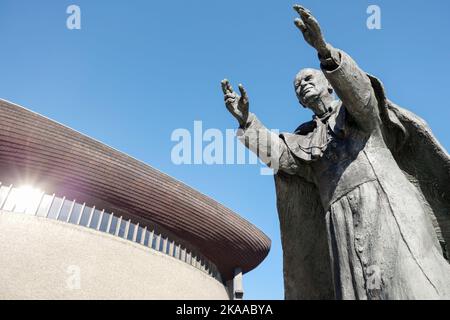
<box><xmin>238</xmin><ymin>49</ymin><xmax>450</xmax><ymax>300</ymax></box>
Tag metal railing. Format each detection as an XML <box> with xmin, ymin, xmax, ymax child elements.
<box><xmin>0</xmin><ymin>182</ymin><xmax>222</xmax><ymax>282</ymax></box>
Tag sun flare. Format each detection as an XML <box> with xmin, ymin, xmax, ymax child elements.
<box><xmin>11</xmin><ymin>185</ymin><xmax>44</xmax><ymax>213</ymax></box>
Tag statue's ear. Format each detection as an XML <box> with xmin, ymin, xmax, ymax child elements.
<box><xmin>328</xmin><ymin>85</ymin><xmax>333</xmax><ymax>94</ymax></box>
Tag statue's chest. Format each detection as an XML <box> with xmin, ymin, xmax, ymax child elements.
<box><xmin>321</xmin><ymin>124</ymin><xmax>363</xmax><ymax>163</ymax></box>
<box><xmin>311</xmin><ymin>121</ymin><xmax>379</xmax><ymax>207</ymax></box>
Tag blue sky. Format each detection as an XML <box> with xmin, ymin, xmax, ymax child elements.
<box><xmin>0</xmin><ymin>0</ymin><xmax>449</xmax><ymax>300</ymax></box>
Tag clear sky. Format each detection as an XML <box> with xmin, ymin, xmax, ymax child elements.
<box><xmin>0</xmin><ymin>0</ymin><xmax>449</xmax><ymax>300</ymax></box>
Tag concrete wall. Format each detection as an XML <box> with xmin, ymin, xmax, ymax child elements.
<box><xmin>0</xmin><ymin>211</ymin><xmax>230</xmax><ymax>300</ymax></box>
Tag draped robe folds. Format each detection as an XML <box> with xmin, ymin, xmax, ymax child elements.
<box><xmin>237</xmin><ymin>49</ymin><xmax>450</xmax><ymax>300</ymax></box>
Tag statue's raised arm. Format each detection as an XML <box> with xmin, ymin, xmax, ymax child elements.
<box><xmin>293</xmin><ymin>5</ymin><xmax>378</xmax><ymax>130</ymax></box>
<box><xmin>221</xmin><ymin>79</ymin><xmax>312</xmax><ymax>177</ymax></box>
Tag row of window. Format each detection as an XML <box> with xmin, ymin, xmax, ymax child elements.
<box><xmin>0</xmin><ymin>183</ymin><xmax>222</xmax><ymax>282</ymax></box>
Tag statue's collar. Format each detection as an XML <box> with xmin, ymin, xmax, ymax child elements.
<box><xmin>313</xmin><ymin>100</ymin><xmax>340</xmax><ymax>123</ymax></box>
<box><xmin>283</xmin><ymin>100</ymin><xmax>345</xmax><ymax>162</ymax></box>
<box><xmin>294</xmin><ymin>100</ymin><xmax>341</xmax><ymax>136</ymax></box>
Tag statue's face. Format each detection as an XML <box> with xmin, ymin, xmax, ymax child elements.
<box><xmin>294</xmin><ymin>68</ymin><xmax>331</xmax><ymax>114</ymax></box>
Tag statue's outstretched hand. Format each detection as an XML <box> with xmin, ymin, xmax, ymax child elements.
<box><xmin>221</xmin><ymin>79</ymin><xmax>249</xmax><ymax>127</ymax></box>
<box><xmin>293</xmin><ymin>5</ymin><xmax>330</xmax><ymax>57</ymax></box>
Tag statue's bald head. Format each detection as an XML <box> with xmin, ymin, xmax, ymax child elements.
<box><xmin>294</xmin><ymin>68</ymin><xmax>334</xmax><ymax>115</ymax></box>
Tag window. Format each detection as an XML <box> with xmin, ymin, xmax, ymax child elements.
<box><xmin>0</xmin><ymin>185</ymin><xmax>11</xmax><ymax>208</ymax></box>
<box><xmin>68</xmin><ymin>203</ymin><xmax>83</xmax><ymax>224</ymax></box>
<box><xmin>159</xmin><ymin>236</ymin><xmax>165</xmax><ymax>252</ymax></box>
<box><xmin>118</xmin><ymin>218</ymin><xmax>127</xmax><ymax>238</ymax></box>
<box><xmin>3</xmin><ymin>188</ymin><xmax>20</xmax><ymax>212</ymax></box>
<box><xmin>173</xmin><ymin>244</ymin><xmax>179</xmax><ymax>258</ymax></box>
<box><xmin>127</xmin><ymin>222</ymin><xmax>136</xmax><ymax>241</ymax></box>
<box><xmin>165</xmin><ymin>240</ymin><xmax>172</xmax><ymax>255</ymax></box>
<box><xmin>99</xmin><ymin>212</ymin><xmax>111</xmax><ymax>232</ymax></box>
<box><xmin>88</xmin><ymin>209</ymin><xmax>103</xmax><ymax>229</ymax></box>
<box><xmin>143</xmin><ymin>230</ymin><xmax>150</xmax><ymax>246</ymax></box>
<box><xmin>47</xmin><ymin>197</ymin><xmax>64</xmax><ymax>220</ymax></box>
<box><xmin>108</xmin><ymin>215</ymin><xmax>119</xmax><ymax>235</ymax></box>
<box><xmin>57</xmin><ymin>199</ymin><xmax>74</xmax><ymax>222</ymax></box>
<box><xmin>151</xmin><ymin>233</ymin><xmax>158</xmax><ymax>249</ymax></box>
<box><xmin>135</xmin><ymin>226</ymin><xmax>144</xmax><ymax>243</ymax></box>
<box><xmin>1</xmin><ymin>186</ymin><xmax>44</xmax><ymax>214</ymax></box>
<box><xmin>79</xmin><ymin>206</ymin><xmax>93</xmax><ymax>227</ymax></box>
<box><xmin>36</xmin><ymin>195</ymin><xmax>54</xmax><ymax>217</ymax></box>
<box><xmin>24</xmin><ymin>192</ymin><xmax>44</xmax><ymax>215</ymax></box>
<box><xmin>186</xmin><ymin>251</ymin><xmax>192</xmax><ymax>265</ymax></box>
<box><xmin>180</xmin><ymin>247</ymin><xmax>186</xmax><ymax>261</ymax></box>
<box><xmin>192</xmin><ymin>255</ymin><xmax>198</xmax><ymax>267</ymax></box>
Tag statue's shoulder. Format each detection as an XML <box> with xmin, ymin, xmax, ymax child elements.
<box><xmin>294</xmin><ymin>120</ymin><xmax>315</xmax><ymax>135</ymax></box>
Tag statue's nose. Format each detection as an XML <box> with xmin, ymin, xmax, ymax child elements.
<box><xmin>301</xmin><ymin>80</ymin><xmax>311</xmax><ymax>88</ymax></box>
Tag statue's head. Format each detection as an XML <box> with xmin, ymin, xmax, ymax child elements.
<box><xmin>294</xmin><ymin>68</ymin><xmax>334</xmax><ymax>115</ymax></box>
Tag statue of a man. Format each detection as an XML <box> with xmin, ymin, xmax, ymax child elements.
<box><xmin>222</xmin><ymin>5</ymin><xmax>450</xmax><ymax>300</ymax></box>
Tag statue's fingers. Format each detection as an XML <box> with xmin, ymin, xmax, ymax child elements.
<box><xmin>293</xmin><ymin>4</ymin><xmax>305</xmax><ymax>16</ymax></box>
<box><xmin>298</xmin><ymin>6</ymin><xmax>313</xmax><ymax>23</ymax></box>
<box><xmin>224</xmin><ymin>93</ymin><xmax>235</xmax><ymax>101</ymax></box>
<box><xmin>298</xmin><ymin>5</ymin><xmax>312</xmax><ymax>15</ymax></box>
<box><xmin>238</xmin><ymin>84</ymin><xmax>248</xmax><ymax>101</ymax></box>
<box><xmin>298</xmin><ymin>8</ymin><xmax>322</xmax><ymax>37</ymax></box>
<box><xmin>225</xmin><ymin>81</ymin><xmax>235</xmax><ymax>95</ymax></box>
<box><xmin>222</xmin><ymin>79</ymin><xmax>235</xmax><ymax>94</ymax></box>
<box><xmin>221</xmin><ymin>79</ymin><xmax>230</xmax><ymax>94</ymax></box>
<box><xmin>293</xmin><ymin>5</ymin><xmax>314</xmax><ymax>30</ymax></box>
<box><xmin>294</xmin><ymin>18</ymin><xmax>307</xmax><ymax>33</ymax></box>
<box><xmin>225</xmin><ymin>95</ymin><xmax>236</xmax><ymax>104</ymax></box>
<box><xmin>306</xmin><ymin>15</ymin><xmax>321</xmax><ymax>33</ymax></box>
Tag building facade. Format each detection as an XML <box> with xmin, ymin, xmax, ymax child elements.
<box><xmin>0</xmin><ymin>99</ymin><xmax>270</xmax><ymax>300</ymax></box>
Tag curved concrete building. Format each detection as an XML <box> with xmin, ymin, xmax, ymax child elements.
<box><xmin>0</xmin><ymin>99</ymin><xmax>270</xmax><ymax>300</ymax></box>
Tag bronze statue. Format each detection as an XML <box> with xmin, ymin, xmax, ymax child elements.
<box><xmin>221</xmin><ymin>5</ymin><xmax>450</xmax><ymax>300</ymax></box>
